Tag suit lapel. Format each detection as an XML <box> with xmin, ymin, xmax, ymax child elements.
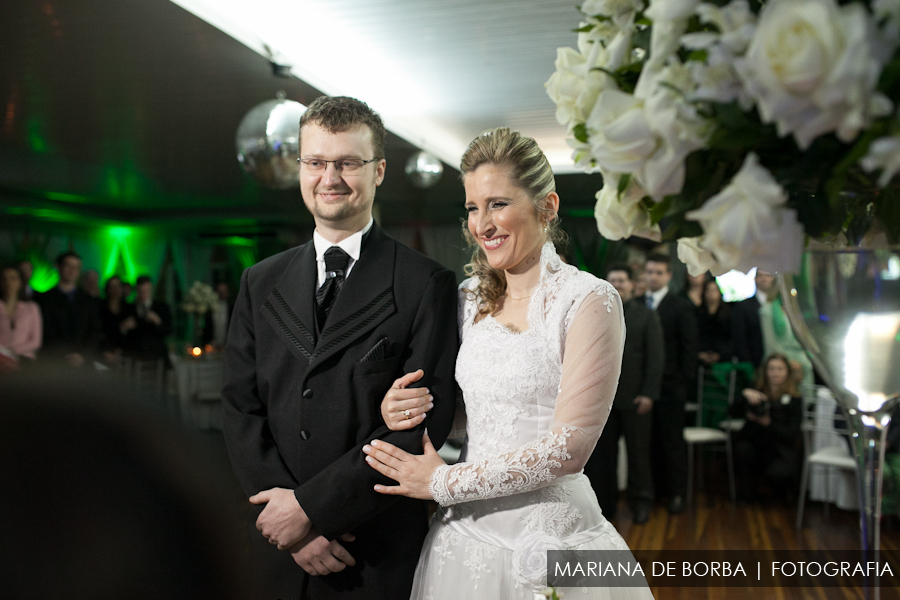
<box><xmin>262</xmin><ymin>242</ymin><xmax>318</xmax><ymax>363</ymax></box>
<box><xmin>307</xmin><ymin>225</ymin><xmax>396</xmax><ymax>372</ymax></box>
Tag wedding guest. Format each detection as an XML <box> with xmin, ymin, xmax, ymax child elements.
<box><xmin>644</xmin><ymin>253</ymin><xmax>697</xmax><ymax>514</ymax></box>
<box><xmin>587</xmin><ymin>263</ymin><xmax>664</xmax><ymax>524</ymax></box>
<box><xmin>0</xmin><ymin>265</ymin><xmax>42</xmax><ymax>365</ymax></box>
<box><xmin>697</xmin><ymin>278</ymin><xmax>733</xmax><ymax>366</ymax></box>
<box><xmin>683</xmin><ymin>272</ymin><xmax>706</xmax><ymax>308</ymax></box>
<box><xmin>731</xmin><ymin>269</ymin><xmax>770</xmax><ymax>368</ymax></box>
<box><xmin>126</xmin><ymin>275</ymin><xmax>172</xmax><ymax>367</ymax></box>
<box><xmin>17</xmin><ymin>259</ymin><xmax>35</xmax><ymax>300</ymax></box>
<box><xmin>203</xmin><ymin>281</ymin><xmax>232</xmax><ymax>348</ymax></box>
<box><xmin>732</xmin><ymin>353</ymin><xmax>802</xmax><ymax>502</ymax></box>
<box><xmin>122</xmin><ymin>280</ymin><xmax>134</xmax><ymax>302</ymax></box>
<box><xmin>758</xmin><ymin>271</ymin><xmax>812</xmax><ymax>387</ymax></box>
<box><xmin>80</xmin><ymin>269</ymin><xmax>101</xmax><ymax>299</ymax></box>
<box><xmin>37</xmin><ymin>251</ymin><xmax>101</xmax><ymax>368</ymax></box>
<box><xmin>98</xmin><ymin>275</ymin><xmax>137</xmax><ymax>365</ymax></box>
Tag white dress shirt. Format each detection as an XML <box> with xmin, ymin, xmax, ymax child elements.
<box><xmin>646</xmin><ymin>286</ymin><xmax>669</xmax><ymax>311</ymax></box>
<box><xmin>313</xmin><ymin>217</ymin><xmax>374</xmax><ymax>290</ymax></box>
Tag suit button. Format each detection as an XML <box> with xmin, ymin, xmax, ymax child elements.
<box><xmin>302</xmin><ymin>389</ymin><xmax>313</xmax><ymax>398</ymax></box>
<box><xmin>300</xmin><ymin>430</ymin><xmax>310</xmax><ymax>440</ymax></box>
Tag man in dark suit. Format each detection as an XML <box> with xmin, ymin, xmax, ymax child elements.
<box><xmin>222</xmin><ymin>96</ymin><xmax>458</xmax><ymax>600</ymax></box>
<box><xmin>37</xmin><ymin>251</ymin><xmax>101</xmax><ymax>367</ymax></box>
<box><xmin>731</xmin><ymin>269</ymin><xmax>775</xmax><ymax>368</ymax></box>
<box><xmin>644</xmin><ymin>253</ymin><xmax>697</xmax><ymax>514</ymax></box>
<box><xmin>586</xmin><ymin>264</ymin><xmax>664</xmax><ymax>524</ymax></box>
<box><xmin>127</xmin><ymin>275</ymin><xmax>172</xmax><ymax>367</ymax></box>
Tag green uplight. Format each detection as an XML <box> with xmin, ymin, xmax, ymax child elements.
<box><xmin>30</xmin><ymin>262</ymin><xmax>58</xmax><ymax>293</ymax></box>
<box><xmin>223</xmin><ymin>236</ymin><xmax>256</xmax><ymax>247</ymax></box>
<box><xmin>107</xmin><ymin>225</ymin><xmax>133</xmax><ymax>239</ymax></box>
<box><xmin>233</xmin><ymin>247</ymin><xmax>258</xmax><ymax>270</ymax></box>
<box><xmin>6</xmin><ymin>207</ymin><xmax>83</xmax><ymax>223</ymax></box>
<box><xmin>119</xmin><ymin>240</ymin><xmax>137</xmax><ymax>282</ymax></box>
<box><xmin>45</xmin><ymin>191</ymin><xmax>90</xmax><ymax>204</ymax></box>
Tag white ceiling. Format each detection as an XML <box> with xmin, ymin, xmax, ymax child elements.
<box><xmin>169</xmin><ymin>0</ymin><xmax>584</xmax><ymax>173</ymax></box>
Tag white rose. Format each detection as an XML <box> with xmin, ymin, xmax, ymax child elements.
<box><xmin>567</xmin><ymin>136</ymin><xmax>600</xmax><ymax>173</ymax></box>
<box><xmin>586</xmin><ymin>89</ymin><xmax>657</xmax><ymax>174</ymax></box>
<box><xmin>677</xmin><ymin>237</ymin><xmax>728</xmax><ymax>276</ymax></box>
<box><xmin>686</xmin><ymin>153</ymin><xmax>804</xmax><ymax>274</ymax></box>
<box><xmin>640</xmin><ymin>0</ymin><xmax>700</xmax><ymax>77</ymax></box>
<box><xmin>581</xmin><ymin>0</ymin><xmax>644</xmax><ymax>19</ymax></box>
<box><xmin>873</xmin><ymin>0</ymin><xmax>900</xmax><ymax>61</ymax></box>
<box><xmin>594</xmin><ymin>172</ymin><xmax>661</xmax><ymax>241</ymax></box>
<box><xmin>587</xmin><ymin>73</ymin><xmax>709</xmax><ymax>201</ymax></box>
<box><xmin>689</xmin><ymin>1</ymin><xmax>755</xmax><ymax>55</ymax></box>
<box><xmin>512</xmin><ymin>533</ymin><xmax>566</xmax><ymax>593</ymax></box>
<box><xmin>861</xmin><ymin>135</ymin><xmax>900</xmax><ymax>187</ymax></box>
<box><xmin>638</xmin><ymin>66</ymin><xmax>711</xmax><ymax>199</ymax></box>
<box><xmin>735</xmin><ymin>0</ymin><xmax>892</xmax><ymax>150</ymax></box>
<box><xmin>545</xmin><ymin>47</ymin><xmax>609</xmax><ymax>127</ymax></box>
<box><xmin>859</xmin><ymin>135</ymin><xmax>900</xmax><ymax>187</ymax></box>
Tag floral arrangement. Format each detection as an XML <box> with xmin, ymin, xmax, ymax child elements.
<box><xmin>546</xmin><ymin>0</ymin><xmax>900</xmax><ymax>275</ymax></box>
<box><xmin>180</xmin><ymin>281</ymin><xmax>218</xmax><ymax>315</ymax></box>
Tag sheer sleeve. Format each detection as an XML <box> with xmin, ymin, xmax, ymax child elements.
<box><xmin>429</xmin><ymin>284</ymin><xmax>625</xmax><ymax>506</ymax></box>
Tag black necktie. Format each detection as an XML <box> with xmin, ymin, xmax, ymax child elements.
<box><xmin>316</xmin><ymin>246</ymin><xmax>351</xmax><ymax>332</ymax></box>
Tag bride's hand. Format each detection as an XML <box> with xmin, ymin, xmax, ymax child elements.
<box><xmin>381</xmin><ymin>369</ymin><xmax>433</xmax><ymax>431</ymax></box>
<box><xmin>363</xmin><ymin>433</ymin><xmax>444</xmax><ymax>500</ymax></box>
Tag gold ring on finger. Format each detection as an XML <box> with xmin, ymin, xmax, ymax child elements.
<box><xmin>404</xmin><ymin>409</ymin><xmax>411</xmax><ymax>419</ymax></box>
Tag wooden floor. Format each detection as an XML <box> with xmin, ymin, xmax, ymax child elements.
<box><xmin>195</xmin><ymin>427</ymin><xmax>900</xmax><ymax>599</ymax></box>
<box><xmin>607</xmin><ymin>490</ymin><xmax>900</xmax><ymax>600</ymax></box>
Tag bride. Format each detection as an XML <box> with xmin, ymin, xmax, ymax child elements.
<box><xmin>362</xmin><ymin>127</ymin><xmax>652</xmax><ymax>599</ymax></box>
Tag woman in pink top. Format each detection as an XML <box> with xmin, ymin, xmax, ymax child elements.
<box><xmin>0</xmin><ymin>265</ymin><xmax>42</xmax><ymax>362</ymax></box>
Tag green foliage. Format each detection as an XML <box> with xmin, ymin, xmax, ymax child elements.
<box><xmin>573</xmin><ymin>123</ymin><xmax>589</xmax><ymax>144</ymax></box>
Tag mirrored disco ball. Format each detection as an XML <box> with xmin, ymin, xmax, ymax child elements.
<box><xmin>404</xmin><ymin>151</ymin><xmax>444</xmax><ymax>188</ymax></box>
<box><xmin>236</xmin><ymin>94</ymin><xmax>306</xmax><ymax>189</ymax></box>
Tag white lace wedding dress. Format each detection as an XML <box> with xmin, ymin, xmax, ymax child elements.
<box><xmin>411</xmin><ymin>243</ymin><xmax>653</xmax><ymax>600</ymax></box>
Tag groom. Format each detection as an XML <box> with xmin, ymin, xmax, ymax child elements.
<box><xmin>222</xmin><ymin>96</ymin><xmax>458</xmax><ymax>599</ymax></box>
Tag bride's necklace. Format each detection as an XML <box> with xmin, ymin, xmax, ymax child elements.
<box><xmin>506</xmin><ymin>293</ymin><xmax>531</xmax><ymax>301</ymax></box>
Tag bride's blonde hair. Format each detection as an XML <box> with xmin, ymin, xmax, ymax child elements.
<box><xmin>459</xmin><ymin>127</ymin><xmax>563</xmax><ymax>315</ymax></box>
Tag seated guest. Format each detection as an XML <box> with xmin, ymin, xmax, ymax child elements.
<box><xmin>37</xmin><ymin>251</ymin><xmax>101</xmax><ymax>368</ymax></box>
<box><xmin>697</xmin><ymin>277</ymin><xmax>733</xmax><ymax>365</ymax></box>
<box><xmin>98</xmin><ymin>275</ymin><xmax>137</xmax><ymax>365</ymax></box>
<box><xmin>0</xmin><ymin>264</ymin><xmax>42</xmax><ymax>365</ymax></box>
<box><xmin>732</xmin><ymin>353</ymin><xmax>802</xmax><ymax>502</ymax></box>
<box><xmin>126</xmin><ymin>275</ymin><xmax>172</xmax><ymax>367</ymax></box>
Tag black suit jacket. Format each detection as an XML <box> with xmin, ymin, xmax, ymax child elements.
<box><xmin>655</xmin><ymin>292</ymin><xmax>698</xmax><ymax>403</ymax></box>
<box><xmin>613</xmin><ymin>299</ymin><xmax>665</xmax><ymax>409</ymax></box>
<box><xmin>127</xmin><ymin>301</ymin><xmax>172</xmax><ymax>364</ymax></box>
<box><xmin>37</xmin><ymin>287</ymin><xmax>101</xmax><ymax>361</ymax></box>
<box><xmin>732</xmin><ymin>296</ymin><xmax>764</xmax><ymax>367</ymax></box>
<box><xmin>222</xmin><ymin>225</ymin><xmax>458</xmax><ymax>597</ymax></box>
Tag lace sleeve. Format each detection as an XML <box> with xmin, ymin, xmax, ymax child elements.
<box><xmin>429</xmin><ymin>285</ymin><xmax>625</xmax><ymax>506</ymax></box>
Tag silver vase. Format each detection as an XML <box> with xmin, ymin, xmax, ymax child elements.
<box><xmin>779</xmin><ymin>243</ymin><xmax>900</xmax><ymax>599</ymax></box>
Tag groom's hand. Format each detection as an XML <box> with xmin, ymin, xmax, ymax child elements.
<box><xmin>291</xmin><ymin>531</ymin><xmax>357</xmax><ymax>575</ymax></box>
<box><xmin>250</xmin><ymin>487</ymin><xmax>311</xmax><ymax>550</ymax></box>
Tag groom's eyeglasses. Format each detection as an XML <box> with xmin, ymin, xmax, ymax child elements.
<box><xmin>297</xmin><ymin>158</ymin><xmax>380</xmax><ymax>175</ymax></box>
